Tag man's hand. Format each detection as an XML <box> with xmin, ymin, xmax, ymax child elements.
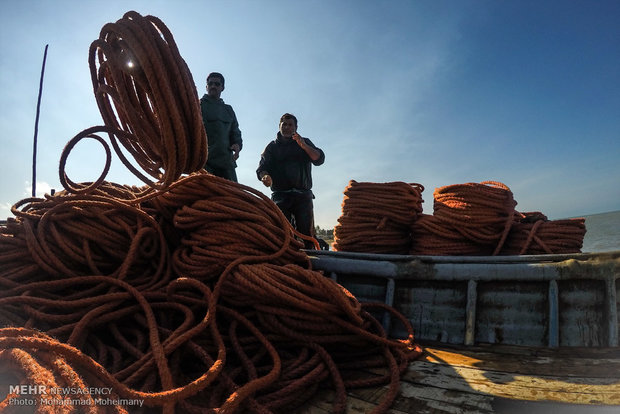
<box><xmin>292</xmin><ymin>133</ymin><xmax>304</xmax><ymax>148</ymax></box>
<box><xmin>292</xmin><ymin>133</ymin><xmax>321</xmax><ymax>162</ymax></box>
<box><xmin>230</xmin><ymin>143</ymin><xmax>241</xmax><ymax>161</ymax></box>
<box><xmin>261</xmin><ymin>174</ymin><xmax>272</xmax><ymax>187</ymax></box>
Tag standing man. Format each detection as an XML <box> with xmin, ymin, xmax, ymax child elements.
<box><xmin>200</xmin><ymin>72</ymin><xmax>242</xmax><ymax>182</ymax></box>
<box><xmin>257</xmin><ymin>113</ymin><xmax>325</xmax><ymax>248</ymax></box>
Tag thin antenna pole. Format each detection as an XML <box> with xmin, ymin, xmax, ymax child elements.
<box><xmin>32</xmin><ymin>44</ymin><xmax>49</xmax><ymax>197</ymax></box>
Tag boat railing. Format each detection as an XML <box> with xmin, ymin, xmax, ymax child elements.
<box><xmin>307</xmin><ymin>250</ymin><xmax>620</xmax><ymax>348</ymax></box>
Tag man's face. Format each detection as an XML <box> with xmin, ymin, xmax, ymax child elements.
<box><xmin>279</xmin><ymin>118</ymin><xmax>297</xmax><ymax>137</ymax></box>
<box><xmin>207</xmin><ymin>77</ymin><xmax>224</xmax><ymax>97</ymax></box>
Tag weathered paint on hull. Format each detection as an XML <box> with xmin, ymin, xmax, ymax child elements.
<box><xmin>308</xmin><ymin>251</ymin><xmax>620</xmax><ymax>348</ymax></box>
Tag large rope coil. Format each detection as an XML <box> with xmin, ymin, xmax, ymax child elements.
<box><xmin>8</xmin><ymin>193</ymin><xmax>170</xmax><ymax>290</ymax></box>
<box><xmin>333</xmin><ymin>180</ymin><xmax>424</xmax><ymax>254</ymax></box>
<box><xmin>413</xmin><ymin>182</ymin><xmax>585</xmax><ymax>256</ymax></box>
<box><xmin>86</xmin><ymin>11</ymin><xmax>207</xmax><ymax>192</ymax></box>
<box><xmin>432</xmin><ymin>181</ymin><xmax>517</xmax><ymax>255</ymax></box>
<box><xmin>502</xmin><ymin>212</ymin><xmax>587</xmax><ymax>255</ymax></box>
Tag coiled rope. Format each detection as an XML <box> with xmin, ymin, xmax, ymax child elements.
<box><xmin>333</xmin><ymin>180</ymin><xmax>424</xmax><ymax>254</ymax></box>
<box><xmin>502</xmin><ymin>212</ymin><xmax>586</xmax><ymax>255</ymax></box>
<box><xmin>411</xmin><ymin>182</ymin><xmax>585</xmax><ymax>256</ymax></box>
<box><xmin>87</xmin><ymin>11</ymin><xmax>207</xmax><ymax>192</ymax></box>
<box><xmin>0</xmin><ymin>328</ymin><xmax>128</xmax><ymax>414</ymax></box>
<box><xmin>145</xmin><ymin>173</ymin><xmax>310</xmax><ymax>281</ymax></box>
<box><xmin>332</xmin><ymin>181</ymin><xmax>586</xmax><ymax>256</ymax></box>
<box><xmin>410</xmin><ymin>213</ymin><xmax>488</xmax><ymax>256</ymax></box>
<box><xmin>432</xmin><ymin>181</ymin><xmax>517</xmax><ymax>255</ymax></box>
<box><xmin>9</xmin><ymin>192</ymin><xmax>169</xmax><ymax>290</ymax></box>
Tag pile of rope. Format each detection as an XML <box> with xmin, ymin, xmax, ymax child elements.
<box><xmin>5</xmin><ymin>187</ymin><xmax>169</xmax><ymax>289</ymax></box>
<box><xmin>333</xmin><ymin>180</ymin><xmax>586</xmax><ymax>256</ymax></box>
<box><xmin>410</xmin><ymin>181</ymin><xmax>517</xmax><ymax>255</ymax></box>
<box><xmin>410</xmin><ymin>182</ymin><xmax>586</xmax><ymax>255</ymax></box>
<box><xmin>501</xmin><ymin>212</ymin><xmax>586</xmax><ymax>255</ymax></box>
<box><xmin>1</xmin><ymin>173</ymin><xmax>422</xmax><ymax>413</ymax></box>
<box><xmin>1</xmin><ymin>11</ymin><xmax>422</xmax><ymax>414</ymax></box>
<box><xmin>332</xmin><ymin>181</ymin><xmax>424</xmax><ymax>254</ymax></box>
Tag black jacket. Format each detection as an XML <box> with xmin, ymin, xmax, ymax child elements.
<box><xmin>256</xmin><ymin>133</ymin><xmax>325</xmax><ymax>193</ymax></box>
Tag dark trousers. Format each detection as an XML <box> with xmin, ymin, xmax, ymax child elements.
<box><xmin>205</xmin><ymin>164</ymin><xmax>238</xmax><ymax>182</ymax></box>
<box><xmin>272</xmin><ymin>191</ymin><xmax>315</xmax><ymax>249</ymax></box>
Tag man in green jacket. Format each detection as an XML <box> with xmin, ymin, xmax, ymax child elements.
<box><xmin>200</xmin><ymin>72</ymin><xmax>243</xmax><ymax>182</ymax></box>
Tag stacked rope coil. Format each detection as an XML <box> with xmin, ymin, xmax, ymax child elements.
<box><xmin>410</xmin><ymin>213</ymin><xmax>489</xmax><ymax>256</ymax></box>
<box><xmin>145</xmin><ymin>173</ymin><xmax>310</xmax><ymax>281</ymax></box>
<box><xmin>408</xmin><ymin>182</ymin><xmax>517</xmax><ymax>255</ymax></box>
<box><xmin>333</xmin><ymin>180</ymin><xmax>424</xmax><ymax>254</ymax></box>
<box><xmin>411</xmin><ymin>182</ymin><xmax>585</xmax><ymax>256</ymax></box>
<box><xmin>8</xmin><ymin>192</ymin><xmax>170</xmax><ymax>290</ymax></box>
<box><xmin>88</xmin><ymin>11</ymin><xmax>207</xmax><ymax>191</ymax></box>
<box><xmin>430</xmin><ymin>181</ymin><xmax>517</xmax><ymax>255</ymax></box>
<box><xmin>1</xmin><ymin>11</ymin><xmax>423</xmax><ymax>413</ymax></box>
<box><xmin>502</xmin><ymin>212</ymin><xmax>587</xmax><ymax>255</ymax></box>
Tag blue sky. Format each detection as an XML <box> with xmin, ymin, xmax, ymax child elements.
<box><xmin>1</xmin><ymin>0</ymin><xmax>619</xmax><ymax>229</ymax></box>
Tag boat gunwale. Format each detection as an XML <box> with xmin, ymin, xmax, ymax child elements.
<box><xmin>306</xmin><ymin>249</ymin><xmax>620</xmax><ymax>264</ymax></box>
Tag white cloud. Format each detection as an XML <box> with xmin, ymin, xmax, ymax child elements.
<box><xmin>23</xmin><ymin>181</ymin><xmax>54</xmax><ymax>198</ymax></box>
<box><xmin>0</xmin><ymin>202</ymin><xmax>12</xmax><ymax>220</ymax></box>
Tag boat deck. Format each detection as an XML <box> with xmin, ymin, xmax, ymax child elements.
<box><xmin>294</xmin><ymin>342</ymin><xmax>620</xmax><ymax>413</ymax></box>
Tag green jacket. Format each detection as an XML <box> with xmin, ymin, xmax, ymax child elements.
<box><xmin>200</xmin><ymin>94</ymin><xmax>242</xmax><ymax>169</ymax></box>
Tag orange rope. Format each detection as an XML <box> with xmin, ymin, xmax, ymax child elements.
<box><xmin>432</xmin><ymin>181</ymin><xmax>518</xmax><ymax>254</ymax></box>
<box><xmin>411</xmin><ymin>214</ymin><xmax>491</xmax><ymax>255</ymax></box>
<box><xmin>86</xmin><ymin>11</ymin><xmax>207</xmax><ymax>191</ymax></box>
<box><xmin>333</xmin><ymin>180</ymin><xmax>424</xmax><ymax>254</ymax></box>
<box><xmin>413</xmin><ymin>183</ymin><xmax>585</xmax><ymax>256</ymax></box>
<box><xmin>1</xmin><ymin>172</ymin><xmax>423</xmax><ymax>412</ymax></box>
<box><xmin>332</xmin><ymin>180</ymin><xmax>586</xmax><ymax>256</ymax></box>
<box><xmin>503</xmin><ymin>214</ymin><xmax>586</xmax><ymax>255</ymax></box>
<box><xmin>0</xmin><ymin>328</ymin><xmax>128</xmax><ymax>413</ymax></box>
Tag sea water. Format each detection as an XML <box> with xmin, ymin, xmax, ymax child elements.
<box><xmin>580</xmin><ymin>210</ymin><xmax>620</xmax><ymax>253</ymax></box>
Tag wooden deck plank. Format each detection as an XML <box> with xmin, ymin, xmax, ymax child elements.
<box><xmin>380</xmin><ymin>382</ymin><xmax>495</xmax><ymax>414</ymax></box>
<box><xmin>294</xmin><ymin>389</ymin><xmax>411</xmax><ymax>414</ymax></box>
<box><xmin>296</xmin><ymin>381</ymin><xmax>498</xmax><ymax>413</ymax></box>
<box><xmin>419</xmin><ymin>341</ymin><xmax>620</xmax><ymax>358</ymax></box>
<box><xmin>448</xmin><ymin>342</ymin><xmax>620</xmax><ymax>359</ymax></box>
<box><xmin>421</xmin><ymin>346</ymin><xmax>620</xmax><ymax>378</ymax></box>
<box><xmin>403</xmin><ymin>357</ymin><xmax>620</xmax><ymax>405</ymax></box>
<box><xmin>294</xmin><ymin>343</ymin><xmax>620</xmax><ymax>413</ymax></box>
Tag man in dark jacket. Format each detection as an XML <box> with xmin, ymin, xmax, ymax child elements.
<box><xmin>200</xmin><ymin>72</ymin><xmax>242</xmax><ymax>182</ymax></box>
<box><xmin>257</xmin><ymin>113</ymin><xmax>325</xmax><ymax>248</ymax></box>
